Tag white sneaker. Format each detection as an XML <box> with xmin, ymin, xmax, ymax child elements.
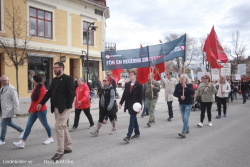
<box><xmin>13</xmin><ymin>140</ymin><xmax>25</xmax><ymax>148</ymax></box>
<box><xmin>109</xmin><ymin>129</ymin><xmax>116</xmax><ymax>135</ymax></box>
<box><xmin>88</xmin><ymin>125</ymin><xmax>95</xmax><ymax>129</ymax></box>
<box><xmin>18</xmin><ymin>130</ymin><xmax>25</xmax><ymax>139</ymax></box>
<box><xmin>43</xmin><ymin>138</ymin><xmax>54</xmax><ymax>145</ymax></box>
<box><xmin>208</xmin><ymin>122</ymin><xmax>212</xmax><ymax>126</ymax></box>
<box><xmin>0</xmin><ymin>140</ymin><xmax>5</xmax><ymax>146</ymax></box>
<box><xmin>197</xmin><ymin>122</ymin><xmax>203</xmax><ymax>127</ymax></box>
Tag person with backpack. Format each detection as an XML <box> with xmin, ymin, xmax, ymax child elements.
<box><xmin>90</xmin><ymin>77</ymin><xmax>116</xmax><ymax>136</ymax></box>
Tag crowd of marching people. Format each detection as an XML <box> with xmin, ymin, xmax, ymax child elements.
<box><xmin>0</xmin><ymin>62</ymin><xmax>250</xmax><ymax>161</ymax></box>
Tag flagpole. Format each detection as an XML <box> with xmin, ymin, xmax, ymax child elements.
<box><xmin>182</xmin><ymin>61</ymin><xmax>185</xmax><ymax>96</ymax></box>
<box><xmin>147</xmin><ymin>45</ymin><xmax>153</xmax><ymax>99</ymax></box>
<box><xmin>182</xmin><ymin>34</ymin><xmax>187</xmax><ymax>96</ymax></box>
<box><xmin>210</xmin><ymin>63</ymin><xmax>213</xmax><ymax>82</ymax></box>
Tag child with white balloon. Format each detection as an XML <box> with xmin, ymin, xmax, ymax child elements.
<box><xmin>119</xmin><ymin>69</ymin><xmax>143</xmax><ymax>143</ymax></box>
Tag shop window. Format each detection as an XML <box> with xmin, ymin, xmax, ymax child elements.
<box><xmin>83</xmin><ymin>21</ymin><xmax>94</xmax><ymax>46</ymax></box>
<box><xmin>29</xmin><ymin>7</ymin><xmax>52</xmax><ymax>38</ymax></box>
<box><xmin>28</xmin><ymin>57</ymin><xmax>52</xmax><ymax>90</ymax></box>
<box><xmin>82</xmin><ymin>60</ymin><xmax>99</xmax><ymax>87</ymax></box>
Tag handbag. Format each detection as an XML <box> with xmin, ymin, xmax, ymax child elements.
<box><xmin>108</xmin><ymin>100</ymin><xmax>118</xmax><ymax>115</ymax></box>
<box><xmin>196</xmin><ymin>84</ymin><xmax>207</xmax><ymax>103</ymax></box>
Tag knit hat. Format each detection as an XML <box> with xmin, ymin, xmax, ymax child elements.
<box><xmin>33</xmin><ymin>75</ymin><xmax>43</xmax><ymax>82</ymax></box>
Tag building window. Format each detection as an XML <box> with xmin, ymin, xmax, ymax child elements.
<box><xmin>29</xmin><ymin>7</ymin><xmax>52</xmax><ymax>38</ymax></box>
<box><xmin>95</xmin><ymin>9</ymin><xmax>103</xmax><ymax>16</ymax></box>
<box><xmin>83</xmin><ymin>21</ymin><xmax>94</xmax><ymax>46</ymax></box>
<box><xmin>28</xmin><ymin>57</ymin><xmax>52</xmax><ymax>91</ymax></box>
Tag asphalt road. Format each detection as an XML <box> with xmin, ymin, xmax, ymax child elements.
<box><xmin>1</xmin><ymin>88</ymin><xmax>250</xmax><ymax>167</ymax></box>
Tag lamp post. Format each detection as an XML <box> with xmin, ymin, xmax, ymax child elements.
<box><xmin>86</xmin><ymin>22</ymin><xmax>98</xmax><ymax>82</ymax></box>
<box><xmin>80</xmin><ymin>50</ymin><xmax>86</xmax><ymax>66</ymax></box>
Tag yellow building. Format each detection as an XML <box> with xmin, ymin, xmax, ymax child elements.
<box><xmin>0</xmin><ymin>0</ymin><xmax>109</xmax><ymax>99</ymax></box>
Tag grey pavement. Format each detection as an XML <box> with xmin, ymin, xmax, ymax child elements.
<box><xmin>1</xmin><ymin>88</ymin><xmax>250</xmax><ymax>167</ymax></box>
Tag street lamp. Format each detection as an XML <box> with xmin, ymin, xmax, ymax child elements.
<box><xmin>80</xmin><ymin>50</ymin><xmax>86</xmax><ymax>66</ymax></box>
<box><xmin>86</xmin><ymin>22</ymin><xmax>98</xmax><ymax>82</ymax></box>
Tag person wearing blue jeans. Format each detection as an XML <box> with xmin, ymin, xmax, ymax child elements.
<box><xmin>23</xmin><ymin>110</ymin><xmax>51</xmax><ymax>140</ymax></box>
<box><xmin>179</xmin><ymin>105</ymin><xmax>192</xmax><ymax>133</ymax></box>
<box><xmin>1</xmin><ymin>118</ymin><xmax>24</xmax><ymax>143</ymax></box>
<box><xmin>13</xmin><ymin>75</ymin><xmax>54</xmax><ymax>148</ymax></box>
<box><xmin>127</xmin><ymin>114</ymin><xmax>140</xmax><ymax>137</ymax></box>
<box><xmin>141</xmin><ymin>98</ymin><xmax>149</xmax><ymax>117</ymax></box>
<box><xmin>119</xmin><ymin>69</ymin><xmax>143</xmax><ymax>143</ymax></box>
<box><xmin>0</xmin><ymin>75</ymin><xmax>24</xmax><ymax>146</ymax></box>
<box><xmin>173</xmin><ymin>74</ymin><xmax>194</xmax><ymax>138</ymax></box>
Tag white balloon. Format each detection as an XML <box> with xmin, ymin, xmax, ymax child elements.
<box><xmin>133</xmin><ymin>102</ymin><xmax>141</xmax><ymax>112</ymax></box>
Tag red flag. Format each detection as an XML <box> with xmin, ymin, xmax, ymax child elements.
<box><xmin>203</xmin><ymin>26</ymin><xmax>228</xmax><ymax>63</ymax></box>
<box><xmin>137</xmin><ymin>44</ymin><xmax>151</xmax><ymax>84</ymax></box>
<box><xmin>154</xmin><ymin>62</ymin><xmax>166</xmax><ymax>81</ymax></box>
<box><xmin>204</xmin><ymin>35</ymin><xmax>223</xmax><ymax>69</ymax></box>
<box><xmin>137</xmin><ymin>67</ymin><xmax>152</xmax><ymax>84</ymax></box>
<box><xmin>153</xmin><ymin>44</ymin><xmax>166</xmax><ymax>81</ymax></box>
<box><xmin>112</xmin><ymin>69</ymin><xmax>123</xmax><ymax>83</ymax></box>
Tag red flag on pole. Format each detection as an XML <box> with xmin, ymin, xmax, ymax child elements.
<box><xmin>153</xmin><ymin>45</ymin><xmax>166</xmax><ymax>80</ymax></box>
<box><xmin>112</xmin><ymin>69</ymin><xmax>123</xmax><ymax>83</ymax></box>
<box><xmin>137</xmin><ymin>44</ymin><xmax>151</xmax><ymax>84</ymax></box>
<box><xmin>203</xmin><ymin>26</ymin><xmax>228</xmax><ymax>63</ymax></box>
<box><xmin>154</xmin><ymin>62</ymin><xmax>166</xmax><ymax>81</ymax></box>
<box><xmin>204</xmin><ymin>34</ymin><xmax>223</xmax><ymax>69</ymax></box>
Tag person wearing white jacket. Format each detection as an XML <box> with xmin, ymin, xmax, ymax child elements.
<box><xmin>214</xmin><ymin>76</ymin><xmax>231</xmax><ymax>118</ymax></box>
<box><xmin>162</xmin><ymin>72</ymin><xmax>178</xmax><ymax>121</ymax></box>
<box><xmin>0</xmin><ymin>75</ymin><xmax>24</xmax><ymax>146</ymax></box>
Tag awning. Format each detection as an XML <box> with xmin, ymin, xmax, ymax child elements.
<box><xmin>27</xmin><ymin>52</ymin><xmax>55</xmax><ymax>58</ymax></box>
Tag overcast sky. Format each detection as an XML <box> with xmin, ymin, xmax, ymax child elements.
<box><xmin>106</xmin><ymin>0</ymin><xmax>250</xmax><ymax>56</ymax></box>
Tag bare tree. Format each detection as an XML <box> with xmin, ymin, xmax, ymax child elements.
<box><xmin>0</xmin><ymin>0</ymin><xmax>33</xmax><ymax>94</ymax></box>
<box><xmin>231</xmin><ymin>31</ymin><xmax>248</xmax><ymax>63</ymax></box>
<box><xmin>226</xmin><ymin>31</ymin><xmax>248</xmax><ymax>74</ymax></box>
<box><xmin>165</xmin><ymin>33</ymin><xmax>200</xmax><ymax>73</ymax></box>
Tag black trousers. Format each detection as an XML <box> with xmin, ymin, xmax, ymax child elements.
<box><xmin>98</xmin><ymin>107</ymin><xmax>114</xmax><ymax>123</ymax></box>
<box><xmin>216</xmin><ymin>97</ymin><xmax>227</xmax><ymax>115</ymax></box>
<box><xmin>73</xmin><ymin>107</ymin><xmax>94</xmax><ymax>128</ymax></box>
<box><xmin>200</xmin><ymin>102</ymin><xmax>213</xmax><ymax>122</ymax></box>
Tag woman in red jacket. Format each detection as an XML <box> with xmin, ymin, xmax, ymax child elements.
<box><xmin>70</xmin><ymin>78</ymin><xmax>95</xmax><ymax>132</ymax></box>
<box><xmin>13</xmin><ymin>75</ymin><xmax>54</xmax><ymax>148</ymax></box>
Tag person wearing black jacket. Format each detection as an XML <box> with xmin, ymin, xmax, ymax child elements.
<box><xmin>173</xmin><ymin>74</ymin><xmax>194</xmax><ymax>138</ymax></box>
<box><xmin>96</xmin><ymin>78</ymin><xmax>102</xmax><ymax>92</ymax></box>
<box><xmin>90</xmin><ymin>76</ymin><xmax>116</xmax><ymax>136</ymax></box>
<box><xmin>74</xmin><ymin>77</ymin><xmax>78</xmax><ymax>90</ymax></box>
<box><xmin>240</xmin><ymin>78</ymin><xmax>249</xmax><ymax>104</ymax></box>
<box><xmin>37</xmin><ymin>62</ymin><xmax>75</xmax><ymax>161</ymax></box>
<box><xmin>119</xmin><ymin>69</ymin><xmax>143</xmax><ymax>143</ymax></box>
<box><xmin>227</xmin><ymin>80</ymin><xmax>234</xmax><ymax>102</ymax></box>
